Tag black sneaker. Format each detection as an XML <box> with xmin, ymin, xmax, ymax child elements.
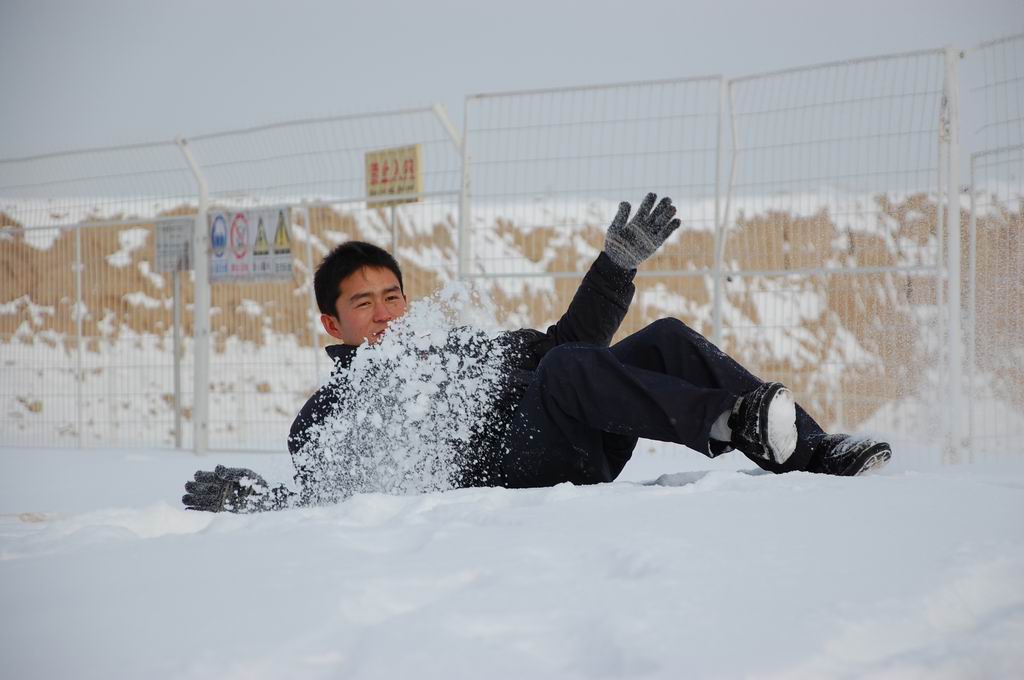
<box><xmin>727</xmin><ymin>382</ymin><xmax>798</xmax><ymax>466</ymax></box>
<box><xmin>807</xmin><ymin>434</ymin><xmax>892</xmax><ymax>476</ymax></box>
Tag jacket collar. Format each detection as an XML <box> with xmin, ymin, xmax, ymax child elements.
<box><xmin>325</xmin><ymin>343</ymin><xmax>359</xmax><ymax>368</ymax></box>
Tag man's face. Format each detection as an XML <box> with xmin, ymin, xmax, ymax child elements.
<box><xmin>321</xmin><ymin>266</ymin><xmax>407</xmax><ymax>345</ymax></box>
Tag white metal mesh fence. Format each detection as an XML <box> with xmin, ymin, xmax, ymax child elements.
<box><xmin>1</xmin><ymin>143</ymin><xmax>197</xmax><ymax>448</ymax></box>
<box><xmin>0</xmin><ymin>109</ymin><xmax>463</xmax><ymax>450</ymax></box>
<box><xmin>969</xmin><ymin>146</ymin><xmax>1024</xmax><ymax>455</ymax></box>
<box><xmin>723</xmin><ymin>49</ymin><xmax>950</xmax><ymax>444</ymax></box>
<box><xmin>967</xmin><ymin>33</ymin><xmax>1024</xmax><ymax>457</ymax></box>
<box><xmin>2</xmin><ymin>39</ymin><xmax>1020</xmax><ymax>458</ymax></box>
<box><xmin>462</xmin><ymin>77</ymin><xmax>723</xmax><ymax>337</ymax></box>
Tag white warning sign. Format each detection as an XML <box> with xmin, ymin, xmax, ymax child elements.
<box><xmin>154</xmin><ymin>216</ymin><xmax>193</xmax><ymax>273</ymax></box>
<box><xmin>209</xmin><ymin>207</ymin><xmax>293</xmax><ymax>283</ymax></box>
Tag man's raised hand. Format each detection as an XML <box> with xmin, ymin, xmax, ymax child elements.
<box><xmin>603</xmin><ymin>192</ymin><xmax>681</xmax><ymax>270</ymax></box>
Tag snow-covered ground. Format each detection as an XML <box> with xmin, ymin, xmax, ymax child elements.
<box><xmin>2</xmin><ymin>443</ymin><xmax>1023</xmax><ymax>679</ymax></box>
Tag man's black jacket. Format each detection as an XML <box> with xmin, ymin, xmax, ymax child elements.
<box><xmin>287</xmin><ymin>253</ymin><xmax>636</xmax><ymax>496</ymax></box>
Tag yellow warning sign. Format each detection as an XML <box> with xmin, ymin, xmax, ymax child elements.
<box><xmin>273</xmin><ymin>211</ymin><xmax>291</xmax><ymax>254</ymax></box>
<box><xmin>253</xmin><ymin>218</ymin><xmax>270</xmax><ymax>256</ymax></box>
<box><xmin>365</xmin><ymin>144</ymin><xmax>422</xmax><ymax>206</ymax></box>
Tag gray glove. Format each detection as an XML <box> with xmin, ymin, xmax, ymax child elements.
<box><xmin>182</xmin><ymin>465</ymin><xmax>294</xmax><ymax>513</ymax></box>
<box><xmin>603</xmin><ymin>192</ymin><xmax>680</xmax><ymax>270</ymax></box>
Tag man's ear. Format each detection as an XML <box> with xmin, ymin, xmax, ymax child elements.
<box><xmin>320</xmin><ymin>313</ymin><xmax>345</xmax><ymax>341</ymax></box>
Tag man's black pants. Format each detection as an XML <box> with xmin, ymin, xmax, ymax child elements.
<box><xmin>500</xmin><ymin>318</ymin><xmax>825</xmax><ymax>488</ymax></box>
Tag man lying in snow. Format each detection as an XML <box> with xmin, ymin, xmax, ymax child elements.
<box><xmin>183</xmin><ymin>193</ymin><xmax>891</xmax><ymax>513</ymax></box>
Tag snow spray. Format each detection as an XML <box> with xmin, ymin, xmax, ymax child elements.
<box><xmin>292</xmin><ymin>281</ymin><xmax>512</xmax><ymax>505</ymax></box>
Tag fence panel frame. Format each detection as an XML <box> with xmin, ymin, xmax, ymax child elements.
<box><xmin>964</xmin><ymin>33</ymin><xmax>1024</xmax><ymax>459</ymax></box>
<box><xmin>721</xmin><ymin>47</ymin><xmax>952</xmax><ymax>450</ymax></box>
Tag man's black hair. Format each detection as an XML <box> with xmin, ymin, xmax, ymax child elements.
<box><xmin>314</xmin><ymin>241</ymin><xmax>404</xmax><ymax>316</ymax></box>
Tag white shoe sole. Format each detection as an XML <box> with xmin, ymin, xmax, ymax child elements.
<box><xmin>853</xmin><ymin>448</ymin><xmax>892</xmax><ymax>476</ymax></box>
<box><xmin>766</xmin><ymin>387</ymin><xmax>798</xmax><ymax>465</ymax></box>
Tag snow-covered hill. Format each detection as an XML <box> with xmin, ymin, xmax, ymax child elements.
<box><xmin>2</xmin><ymin>444</ymin><xmax>1022</xmax><ymax>679</ymax></box>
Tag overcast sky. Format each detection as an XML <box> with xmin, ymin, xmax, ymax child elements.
<box><xmin>1</xmin><ymin>0</ymin><xmax>1021</xmax><ymax>158</ymax></box>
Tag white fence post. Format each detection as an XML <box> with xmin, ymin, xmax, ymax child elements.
<box><xmin>176</xmin><ymin>137</ymin><xmax>210</xmax><ymax>454</ymax></box>
<box><xmin>431</xmin><ymin>103</ymin><xmax>464</xmax><ymax>281</ymax></box>
<box><xmin>944</xmin><ymin>47</ymin><xmax>964</xmax><ymax>461</ymax></box>
<box><xmin>172</xmin><ymin>271</ymin><xmax>183</xmax><ymax>449</ymax></box>
<box><xmin>458</xmin><ymin>97</ymin><xmax>472</xmax><ymax>281</ymax></box>
<box><xmin>303</xmin><ymin>206</ymin><xmax>322</xmax><ymax>386</ymax></box>
<box><xmin>967</xmin><ymin>155</ymin><xmax>977</xmax><ymax>462</ymax></box>
<box><xmin>717</xmin><ymin>80</ymin><xmax>742</xmax><ymax>351</ymax></box>
<box><xmin>73</xmin><ymin>224</ymin><xmax>84</xmax><ymax>448</ymax></box>
<box><xmin>712</xmin><ymin>79</ymin><xmax>727</xmax><ymax>348</ymax></box>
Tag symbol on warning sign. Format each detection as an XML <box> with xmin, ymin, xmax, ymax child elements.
<box><xmin>210</xmin><ymin>214</ymin><xmax>228</xmax><ymax>257</ymax></box>
<box><xmin>253</xmin><ymin>218</ymin><xmax>270</xmax><ymax>256</ymax></box>
<box><xmin>230</xmin><ymin>213</ymin><xmax>249</xmax><ymax>259</ymax></box>
<box><xmin>273</xmin><ymin>211</ymin><xmax>291</xmax><ymax>254</ymax></box>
